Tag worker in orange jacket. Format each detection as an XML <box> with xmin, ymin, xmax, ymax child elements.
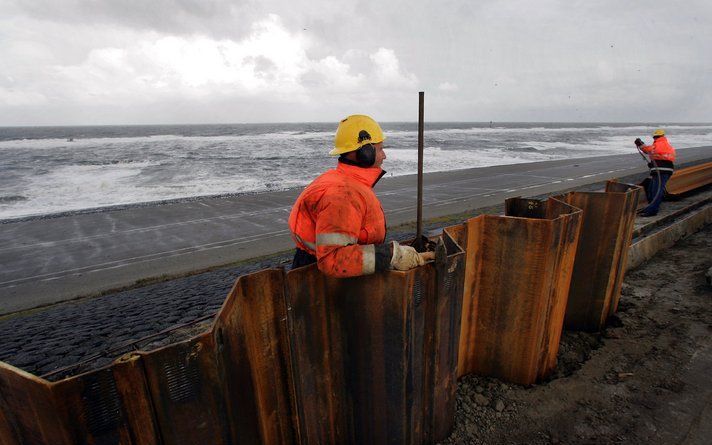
<box><xmin>634</xmin><ymin>129</ymin><xmax>676</xmax><ymax>216</ymax></box>
<box><xmin>289</xmin><ymin>115</ymin><xmax>434</xmax><ymax>277</ymax></box>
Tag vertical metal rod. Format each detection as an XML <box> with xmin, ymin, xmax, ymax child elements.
<box><xmin>417</xmin><ymin>91</ymin><xmax>424</xmax><ymax>245</ymax></box>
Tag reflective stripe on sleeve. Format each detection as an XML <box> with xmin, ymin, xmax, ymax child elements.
<box><xmin>294</xmin><ymin>233</ymin><xmax>316</xmax><ymax>251</ymax></box>
<box><xmin>362</xmin><ymin>244</ymin><xmax>375</xmax><ymax>275</ymax></box>
<box><xmin>650</xmin><ymin>167</ymin><xmax>674</xmax><ymax>173</ymax></box>
<box><xmin>316</xmin><ymin>233</ymin><xmax>358</xmax><ymax>246</ymax></box>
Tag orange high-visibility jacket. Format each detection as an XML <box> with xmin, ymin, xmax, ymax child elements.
<box><xmin>641</xmin><ymin>136</ymin><xmax>676</xmax><ymax>163</ymax></box>
<box><xmin>289</xmin><ymin>162</ymin><xmax>388</xmax><ymax>277</ymax></box>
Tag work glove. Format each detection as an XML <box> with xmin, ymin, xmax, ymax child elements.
<box><xmin>390</xmin><ymin>241</ymin><xmax>435</xmax><ymax>270</ymax></box>
<box><xmin>634</xmin><ymin>138</ymin><xmax>644</xmax><ymax>147</ymax></box>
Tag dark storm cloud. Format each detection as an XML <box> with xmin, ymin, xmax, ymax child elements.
<box><xmin>1</xmin><ymin>0</ymin><xmax>711</xmax><ymax>124</ymax></box>
<box><xmin>10</xmin><ymin>0</ymin><xmax>256</xmax><ymax>38</ymax></box>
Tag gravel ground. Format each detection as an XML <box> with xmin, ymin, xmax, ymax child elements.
<box><xmin>440</xmin><ymin>223</ymin><xmax>712</xmax><ymax>444</ymax></box>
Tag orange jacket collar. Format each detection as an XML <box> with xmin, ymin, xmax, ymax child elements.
<box><xmin>336</xmin><ymin>162</ymin><xmax>385</xmax><ymax>188</ymax></box>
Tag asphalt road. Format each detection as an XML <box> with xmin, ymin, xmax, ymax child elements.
<box><xmin>1</xmin><ymin>146</ymin><xmax>710</xmax><ymax>314</ymax></box>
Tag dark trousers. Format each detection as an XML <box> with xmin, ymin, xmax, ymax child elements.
<box><xmin>642</xmin><ymin>171</ymin><xmax>672</xmax><ymax>216</ymax></box>
<box><xmin>291</xmin><ymin>248</ymin><xmax>317</xmax><ymax>269</ymax></box>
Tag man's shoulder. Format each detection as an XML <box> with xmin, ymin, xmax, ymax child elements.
<box><xmin>309</xmin><ymin>168</ymin><xmax>346</xmax><ymax>187</ymax></box>
<box><xmin>301</xmin><ymin>170</ymin><xmax>352</xmax><ymax>198</ymax></box>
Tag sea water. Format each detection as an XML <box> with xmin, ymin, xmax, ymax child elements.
<box><xmin>1</xmin><ymin>122</ymin><xmax>710</xmax><ymax>220</ymax></box>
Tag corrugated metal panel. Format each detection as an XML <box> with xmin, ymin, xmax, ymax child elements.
<box><xmin>430</xmin><ymin>234</ymin><xmax>465</xmax><ymax>440</ymax></box>
<box><xmin>0</xmin><ymin>231</ymin><xmax>469</xmax><ymax>444</ymax></box>
<box><xmin>448</xmin><ymin>197</ymin><xmax>582</xmax><ymax>385</ymax></box>
<box><xmin>52</xmin><ymin>358</ymin><xmax>159</xmax><ymax>445</ymax></box>
<box><xmin>557</xmin><ymin>181</ymin><xmax>641</xmax><ymax>331</ymax></box>
<box><xmin>213</xmin><ymin>269</ymin><xmax>296</xmax><ymax>445</ymax></box>
<box><xmin>0</xmin><ymin>268</ymin><xmax>297</xmax><ymax>445</ymax></box>
<box><xmin>666</xmin><ymin>161</ymin><xmax>712</xmax><ymax>196</ymax></box>
<box><xmin>286</xmin><ymin>234</ymin><xmax>465</xmax><ymax>444</ymax></box>
<box><xmin>140</xmin><ymin>334</ymin><xmax>232</xmax><ymax>445</ymax></box>
<box><xmin>0</xmin><ymin>362</ymin><xmax>74</xmax><ymax>445</ymax></box>
<box><xmin>0</xmin><ymin>397</ymin><xmax>20</xmax><ymax>445</ymax></box>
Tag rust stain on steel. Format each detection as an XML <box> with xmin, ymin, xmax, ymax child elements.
<box><xmin>213</xmin><ymin>268</ymin><xmax>296</xmax><ymax>445</ymax></box>
<box><xmin>0</xmin><ymin>362</ymin><xmax>74</xmax><ymax>444</ymax></box>
<box><xmin>431</xmin><ymin>235</ymin><xmax>465</xmax><ymax>440</ymax></box>
<box><xmin>139</xmin><ymin>334</ymin><xmax>232</xmax><ymax>444</ymax></box>
<box><xmin>666</xmin><ymin>161</ymin><xmax>712</xmax><ymax>197</ymax></box>
<box><xmin>0</xmin><ymin>356</ymin><xmax>159</xmax><ymax>445</ymax></box>
<box><xmin>52</xmin><ymin>360</ymin><xmax>157</xmax><ymax>445</ymax></box>
<box><xmin>286</xmin><ymin>232</ymin><xmax>465</xmax><ymax>444</ymax></box>
<box><xmin>556</xmin><ymin>181</ymin><xmax>641</xmax><ymax>331</ymax></box>
<box><xmin>0</xmin><ymin>234</ymin><xmax>462</xmax><ymax>444</ymax></box>
<box><xmin>0</xmin><ymin>398</ymin><xmax>19</xmax><ymax>445</ymax></box>
<box><xmin>448</xmin><ymin>197</ymin><xmax>582</xmax><ymax>385</ymax></box>
<box><xmin>602</xmin><ymin>182</ymin><xmax>642</xmax><ymax>315</ymax></box>
<box><xmin>110</xmin><ymin>354</ymin><xmax>161</xmax><ymax>444</ymax></box>
<box><xmin>0</xmin><ymin>269</ymin><xmax>296</xmax><ymax>445</ymax></box>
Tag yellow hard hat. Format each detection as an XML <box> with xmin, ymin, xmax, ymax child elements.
<box><xmin>330</xmin><ymin>114</ymin><xmax>385</xmax><ymax>156</ymax></box>
<box><xmin>652</xmin><ymin>129</ymin><xmax>665</xmax><ymax>137</ymax></box>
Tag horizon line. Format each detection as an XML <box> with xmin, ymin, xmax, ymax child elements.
<box><xmin>2</xmin><ymin>120</ymin><xmax>712</xmax><ymax>129</ymax></box>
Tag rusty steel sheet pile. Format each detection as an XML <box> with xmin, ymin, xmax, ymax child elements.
<box><xmin>0</xmin><ymin>234</ymin><xmax>465</xmax><ymax>445</ymax></box>
<box><xmin>286</xmin><ymin>233</ymin><xmax>465</xmax><ymax>444</ymax></box>
<box><xmin>665</xmin><ymin>161</ymin><xmax>712</xmax><ymax>197</ymax></box>
<box><xmin>0</xmin><ymin>269</ymin><xmax>296</xmax><ymax>445</ymax></box>
<box><xmin>556</xmin><ymin>181</ymin><xmax>642</xmax><ymax>331</ymax></box>
<box><xmin>446</xmin><ymin>197</ymin><xmax>582</xmax><ymax>385</ymax></box>
<box><xmin>213</xmin><ymin>269</ymin><xmax>296</xmax><ymax>445</ymax></box>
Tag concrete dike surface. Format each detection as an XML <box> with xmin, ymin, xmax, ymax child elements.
<box><xmin>1</xmin><ymin>145</ymin><xmax>711</xmax><ymax>315</ymax></box>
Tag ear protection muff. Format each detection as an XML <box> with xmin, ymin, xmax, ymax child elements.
<box><xmin>354</xmin><ymin>129</ymin><xmax>376</xmax><ymax>167</ymax></box>
<box><xmin>355</xmin><ymin>143</ymin><xmax>376</xmax><ymax>167</ymax></box>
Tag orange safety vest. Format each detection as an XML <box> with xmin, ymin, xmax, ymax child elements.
<box><xmin>289</xmin><ymin>162</ymin><xmax>387</xmax><ymax>277</ymax></box>
<box><xmin>641</xmin><ymin>136</ymin><xmax>676</xmax><ymax>163</ymax></box>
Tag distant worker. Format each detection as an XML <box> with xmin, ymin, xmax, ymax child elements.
<box><xmin>634</xmin><ymin>129</ymin><xmax>676</xmax><ymax>217</ymax></box>
<box><xmin>289</xmin><ymin>114</ymin><xmax>434</xmax><ymax>277</ymax></box>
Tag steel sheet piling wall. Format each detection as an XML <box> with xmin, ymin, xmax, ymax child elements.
<box><xmin>448</xmin><ymin>198</ymin><xmax>582</xmax><ymax>385</ymax></box>
<box><xmin>1</xmin><ymin>234</ymin><xmax>464</xmax><ymax>445</ymax></box>
<box><xmin>602</xmin><ymin>181</ymin><xmax>641</xmax><ymax>316</ymax></box>
<box><xmin>287</xmin><ymin>266</ymin><xmax>411</xmax><ymax>444</ymax></box>
<box><xmin>0</xmin><ymin>270</ymin><xmax>296</xmax><ymax>445</ymax></box>
<box><xmin>0</xmin><ymin>362</ymin><xmax>74</xmax><ymax>445</ymax></box>
<box><xmin>140</xmin><ymin>334</ymin><xmax>232</xmax><ymax>444</ymax></box>
<box><xmin>51</xmin><ymin>358</ymin><xmax>159</xmax><ymax>445</ymax></box>
<box><xmin>286</xmin><ymin>233</ymin><xmax>465</xmax><ymax>445</ymax></box>
<box><xmin>666</xmin><ymin>161</ymin><xmax>712</xmax><ymax>197</ymax></box>
<box><xmin>430</xmin><ymin>236</ymin><xmax>465</xmax><ymax>440</ymax></box>
<box><xmin>557</xmin><ymin>181</ymin><xmax>641</xmax><ymax>331</ymax></box>
<box><xmin>213</xmin><ymin>269</ymin><xmax>296</xmax><ymax>445</ymax></box>
<box><xmin>0</xmin><ymin>357</ymin><xmax>162</xmax><ymax>445</ymax></box>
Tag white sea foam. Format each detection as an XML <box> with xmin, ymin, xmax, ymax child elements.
<box><xmin>0</xmin><ymin>130</ymin><xmax>334</xmax><ymax>150</ymax></box>
<box><xmin>1</xmin><ymin>123</ymin><xmax>710</xmax><ymax>219</ymax></box>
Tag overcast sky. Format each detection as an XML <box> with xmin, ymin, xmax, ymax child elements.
<box><xmin>1</xmin><ymin>0</ymin><xmax>710</xmax><ymax>125</ymax></box>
